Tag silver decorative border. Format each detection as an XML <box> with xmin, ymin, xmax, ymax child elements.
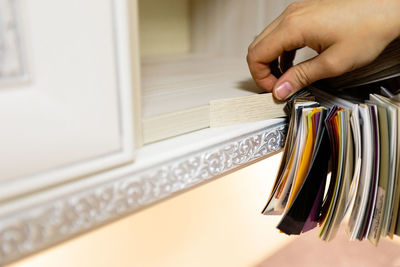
<box><xmin>0</xmin><ymin>122</ymin><xmax>286</xmax><ymax>265</ymax></box>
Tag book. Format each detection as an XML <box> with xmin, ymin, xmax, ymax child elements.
<box><xmin>319</xmin><ymin>38</ymin><xmax>400</xmax><ymax>90</ymax></box>
<box><xmin>262</xmin><ymin>38</ymin><xmax>400</xmax><ymax>246</ymax></box>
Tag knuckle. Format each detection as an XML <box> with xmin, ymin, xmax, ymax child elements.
<box><xmin>281</xmin><ymin>2</ymin><xmax>306</xmax><ymax>32</ymax></box>
<box><xmin>246</xmin><ymin>47</ymin><xmax>257</xmax><ymax>64</ymax></box>
<box><xmin>281</xmin><ymin>14</ymin><xmax>298</xmax><ymax>28</ymax></box>
<box><xmin>246</xmin><ymin>53</ymin><xmax>252</xmax><ymax>66</ymax></box>
<box><xmin>321</xmin><ymin>56</ymin><xmax>345</xmax><ymax>76</ymax></box>
<box><xmin>247</xmin><ymin>43</ymin><xmax>254</xmax><ymax>54</ymax></box>
<box><xmin>293</xmin><ymin>65</ymin><xmax>312</xmax><ymax>87</ymax></box>
<box><xmin>285</xmin><ymin>2</ymin><xmax>302</xmax><ymax>13</ymax></box>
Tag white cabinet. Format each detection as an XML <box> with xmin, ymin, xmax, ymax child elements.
<box><xmin>0</xmin><ymin>0</ymin><xmax>136</xmax><ymax>201</ymax></box>
<box><xmin>0</xmin><ymin>0</ymin><xmax>289</xmax><ymax>264</ymax></box>
<box><xmin>138</xmin><ymin>0</ymin><xmax>295</xmax><ymax>144</ymax></box>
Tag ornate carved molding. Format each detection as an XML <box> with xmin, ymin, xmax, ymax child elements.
<box><xmin>0</xmin><ymin>122</ymin><xmax>286</xmax><ymax>265</ymax></box>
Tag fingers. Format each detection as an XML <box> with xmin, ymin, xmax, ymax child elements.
<box><xmin>247</xmin><ymin>1</ymin><xmax>309</xmax><ymax>92</ymax></box>
<box><xmin>273</xmin><ymin>44</ymin><xmax>356</xmax><ymax>100</ymax></box>
<box><xmin>280</xmin><ymin>50</ymin><xmax>297</xmax><ymax>73</ymax></box>
<box><xmin>247</xmin><ymin>24</ymin><xmax>305</xmax><ymax>92</ymax></box>
<box><xmin>250</xmin><ymin>2</ymin><xmax>306</xmax><ymax>49</ymax></box>
<box><xmin>247</xmin><ymin>0</ymin><xmax>397</xmax><ymax>101</ymax></box>
<box><xmin>249</xmin><ymin>13</ymin><xmax>284</xmax><ymax>49</ymax></box>
<box><xmin>246</xmin><ymin>16</ymin><xmax>287</xmax><ymax>92</ymax></box>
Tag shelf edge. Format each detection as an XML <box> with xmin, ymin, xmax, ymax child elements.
<box><xmin>0</xmin><ymin>120</ymin><xmax>287</xmax><ymax>265</ymax></box>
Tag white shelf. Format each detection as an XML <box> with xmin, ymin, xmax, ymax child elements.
<box><xmin>141</xmin><ymin>54</ymin><xmax>275</xmax><ymax>143</ymax></box>
<box><xmin>0</xmin><ymin>118</ymin><xmax>286</xmax><ymax>265</ymax></box>
<box><xmin>142</xmin><ymin>54</ymin><xmax>263</xmax><ymax>117</ymax></box>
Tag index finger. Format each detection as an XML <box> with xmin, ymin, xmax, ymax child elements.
<box><xmin>247</xmin><ymin>23</ymin><xmax>305</xmax><ymax>91</ymax></box>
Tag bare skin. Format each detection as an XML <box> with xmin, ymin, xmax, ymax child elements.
<box><xmin>247</xmin><ymin>0</ymin><xmax>400</xmax><ymax>100</ymax></box>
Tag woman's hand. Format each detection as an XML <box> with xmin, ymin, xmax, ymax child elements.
<box><xmin>247</xmin><ymin>0</ymin><xmax>400</xmax><ymax>100</ymax></box>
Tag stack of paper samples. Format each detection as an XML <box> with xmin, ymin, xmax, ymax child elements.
<box><xmin>262</xmin><ymin>75</ymin><xmax>400</xmax><ymax>246</ymax></box>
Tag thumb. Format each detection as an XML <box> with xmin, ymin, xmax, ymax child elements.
<box><xmin>273</xmin><ymin>45</ymin><xmax>352</xmax><ymax>100</ymax></box>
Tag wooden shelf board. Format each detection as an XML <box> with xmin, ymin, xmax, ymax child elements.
<box><xmin>141</xmin><ymin>54</ymin><xmax>263</xmax><ymax>118</ymax></box>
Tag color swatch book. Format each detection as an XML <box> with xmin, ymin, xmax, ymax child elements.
<box><xmin>262</xmin><ymin>73</ymin><xmax>400</xmax><ymax>246</ymax></box>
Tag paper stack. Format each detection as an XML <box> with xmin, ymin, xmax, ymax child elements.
<box><xmin>262</xmin><ymin>73</ymin><xmax>400</xmax><ymax>246</ymax></box>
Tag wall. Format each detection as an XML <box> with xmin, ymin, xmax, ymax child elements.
<box><xmin>10</xmin><ymin>154</ymin><xmax>294</xmax><ymax>267</ymax></box>
<box><xmin>138</xmin><ymin>0</ymin><xmax>316</xmax><ymax>61</ymax></box>
<box><xmin>138</xmin><ymin>0</ymin><xmax>191</xmax><ymax>57</ymax></box>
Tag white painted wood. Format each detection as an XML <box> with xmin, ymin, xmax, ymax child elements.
<box><xmin>0</xmin><ymin>118</ymin><xmax>286</xmax><ymax>265</ymax></box>
<box><xmin>143</xmin><ymin>105</ymin><xmax>209</xmax><ymax>144</ymax></box>
<box><xmin>210</xmin><ymin>93</ymin><xmax>286</xmax><ymax>127</ymax></box>
<box><xmin>190</xmin><ymin>0</ymin><xmax>316</xmax><ymax>62</ymax></box>
<box><xmin>141</xmin><ymin>54</ymin><xmax>275</xmax><ymax>142</ymax></box>
<box><xmin>139</xmin><ymin>1</ymin><xmax>312</xmax><ymax>143</ymax></box>
<box><xmin>0</xmin><ymin>0</ymin><xmax>28</xmax><ymax>84</ymax></box>
<box><xmin>141</xmin><ymin>54</ymin><xmax>263</xmax><ymax>118</ymax></box>
<box><xmin>0</xmin><ymin>119</ymin><xmax>286</xmax><ymax>263</ymax></box>
<box><xmin>190</xmin><ymin>0</ymin><xmax>261</xmax><ymax>57</ymax></box>
<box><xmin>138</xmin><ymin>0</ymin><xmax>191</xmax><ymax>57</ymax></box>
<box><xmin>142</xmin><ymin>91</ymin><xmax>287</xmax><ymax>144</ymax></box>
<box><xmin>129</xmin><ymin>0</ymin><xmax>144</xmax><ymax>147</ymax></box>
<box><xmin>0</xmin><ymin>0</ymin><xmax>136</xmax><ymax>201</ymax></box>
<box><xmin>0</xmin><ymin>2</ymin><xmax>292</xmax><ymax>263</ymax></box>
<box><xmin>0</xmin><ymin>119</ymin><xmax>286</xmax><ymax>218</ymax></box>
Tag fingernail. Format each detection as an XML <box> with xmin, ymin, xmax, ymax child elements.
<box><xmin>275</xmin><ymin>82</ymin><xmax>294</xmax><ymax>100</ymax></box>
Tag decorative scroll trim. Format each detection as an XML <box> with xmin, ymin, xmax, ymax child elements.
<box><xmin>0</xmin><ymin>123</ymin><xmax>286</xmax><ymax>265</ymax></box>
